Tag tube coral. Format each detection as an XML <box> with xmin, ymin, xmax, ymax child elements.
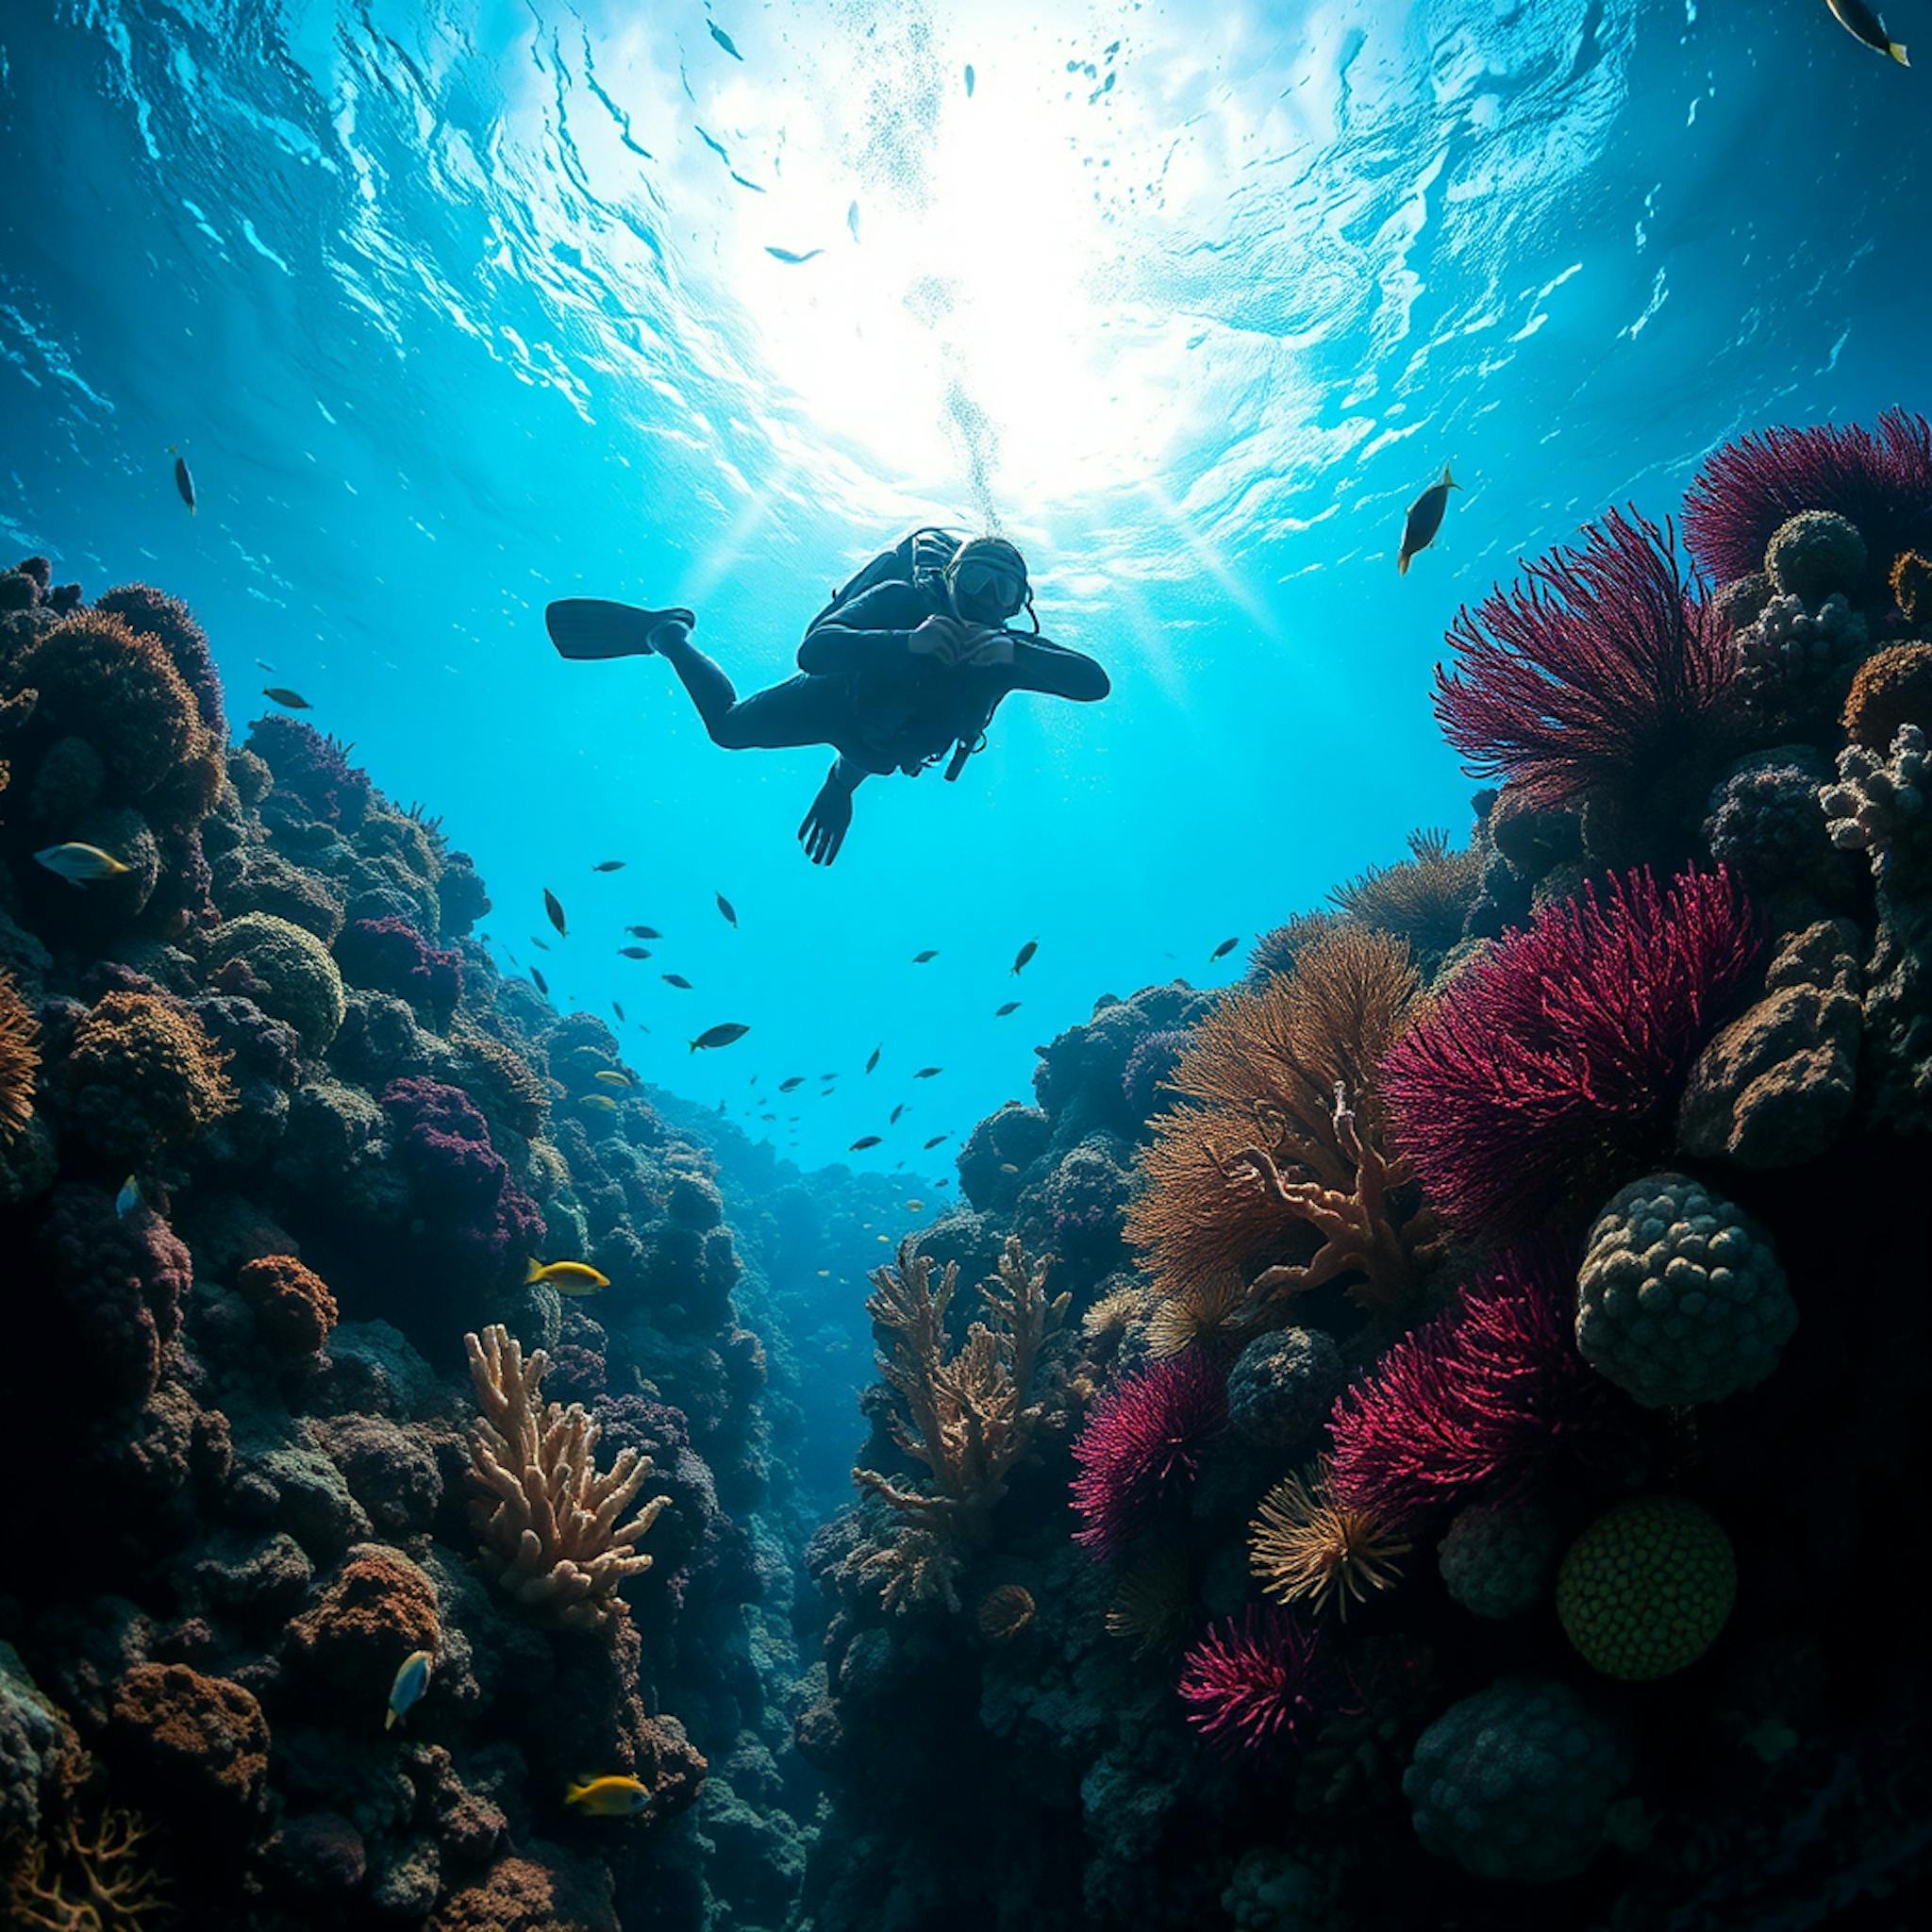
<box><xmin>464</xmin><ymin>1324</ymin><xmax>668</xmax><ymax>1631</ymax></box>
<box><xmin>1177</xmin><ymin>1605</ymin><xmax>1332</xmax><ymax>1759</ymax></box>
<box><xmin>1378</xmin><ymin>867</ymin><xmax>1759</xmax><ymax>1236</ymax></box>
<box><xmin>1326</xmin><ymin>1245</ymin><xmax>1627</xmax><ymax>1529</ymax></box>
<box><xmin>1070</xmin><ymin>1351</ymin><xmax>1226</xmax><ymax>1558</ymax></box>
<box><xmin>1682</xmin><ymin>408</ymin><xmax>1932</xmax><ymax>593</ymax></box>
<box><xmin>1433</xmin><ymin>508</ymin><xmax>1732</xmax><ymax>812</ymax></box>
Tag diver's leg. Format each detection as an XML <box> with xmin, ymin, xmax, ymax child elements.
<box><xmin>653</xmin><ymin>622</ymin><xmax>846</xmax><ymax>751</ymax></box>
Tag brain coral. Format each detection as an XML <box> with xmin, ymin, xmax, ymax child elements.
<box><xmin>1556</xmin><ymin>1495</ymin><xmax>1736</xmax><ymax>1680</ymax></box>
<box><xmin>58</xmin><ymin>990</ymin><xmax>236</xmax><ymax>1163</ymax></box>
<box><xmin>206</xmin><ymin>911</ymin><xmax>346</xmax><ymax>1050</ymax></box>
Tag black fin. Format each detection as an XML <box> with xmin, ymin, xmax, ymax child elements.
<box><xmin>545</xmin><ymin>600</ymin><xmax>696</xmax><ymax>661</ymax></box>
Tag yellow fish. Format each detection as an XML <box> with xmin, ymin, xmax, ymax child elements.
<box><xmin>565</xmin><ymin>1774</ymin><xmax>651</xmax><ymax>1818</ymax></box>
<box><xmin>386</xmin><ymin>1648</ymin><xmax>434</xmax><ymax>1731</ymax></box>
<box><xmin>580</xmin><ymin>1093</ymin><xmax>620</xmax><ymax>1112</ymax></box>
<box><xmin>593</xmin><ymin>1070</ymin><xmax>631</xmax><ymax>1088</ymax></box>
<box><xmin>35</xmin><ymin>842</ymin><xmax>131</xmax><ymax>887</ymax></box>
<box><xmin>525</xmin><ymin>1259</ymin><xmax>610</xmax><ymax>1295</ymax></box>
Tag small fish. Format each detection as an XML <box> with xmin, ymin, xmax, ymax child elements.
<box><xmin>912</xmin><ymin>949</ymin><xmax>939</xmax><ymax>963</ymax></box>
<box><xmin>995</xmin><ymin>1001</ymin><xmax>1021</xmax><ymax>1016</ymax></box>
<box><xmin>663</xmin><ymin>974</ymin><xmax>693</xmax><ymax>990</ymax></box>
<box><xmin>691</xmin><ymin>1023</ymin><xmax>751</xmax><ymax>1053</ymax></box>
<box><xmin>923</xmin><ymin>1135</ymin><xmax>948</xmax><ymax>1150</ymax></box>
<box><xmin>1825</xmin><ymin>0</ymin><xmax>1909</xmax><ymax>62</ymax></box>
<box><xmin>964</xmin><ymin>62</ymin><xmax>975</xmax><ymax>96</ymax></box>
<box><xmin>850</xmin><ymin>1135</ymin><xmax>882</xmax><ymax>1152</ymax></box>
<box><xmin>1397</xmin><ymin>464</ymin><xmax>1460</xmax><ymax>575</ymax></box>
<box><xmin>999</xmin><ymin>1161</ymin><xmax>1020</xmax><ymax>1174</ymax></box>
<box><xmin>386</xmin><ymin>1648</ymin><xmax>434</xmax><ymax>1731</ymax></box>
<box><xmin>890</xmin><ymin>1104</ymin><xmax>906</xmax><ymax>1124</ymax></box>
<box><xmin>531</xmin><ymin>967</ymin><xmax>549</xmax><ymax>996</ymax></box>
<box><xmin>619</xmin><ymin>945</ymin><xmax>653</xmax><ymax>959</ymax></box>
<box><xmin>716</xmin><ymin>891</ymin><xmax>738</xmax><ymax>926</ymax></box>
<box><xmin>530</xmin><ymin>938</ymin><xmax>551</xmax><ymax>952</ymax></box>
<box><xmin>543</xmin><ymin>889</ymin><xmax>568</xmax><ymax>938</ymax></box>
<box><xmin>708</xmin><ymin>20</ymin><xmax>743</xmax><ymax>59</ymax></box>
<box><xmin>565</xmin><ymin>1774</ymin><xmax>652</xmax><ymax>1818</ymax></box>
<box><xmin>766</xmin><ymin>246</ymin><xmax>824</xmax><ymax>264</ymax></box>
<box><xmin>816</xmin><ymin>1267</ymin><xmax>831</xmax><ymax>1277</ymax></box>
<box><xmin>582</xmin><ymin>1093</ymin><xmax>620</xmax><ymax>1114</ymax></box>
<box><xmin>846</xmin><ymin>200</ymin><xmax>860</xmax><ymax>242</ymax></box>
<box><xmin>594</xmin><ymin>1070</ymin><xmax>631</xmax><ymax>1088</ymax></box>
<box><xmin>262</xmin><ymin>687</ymin><xmax>311</xmax><ymax>709</ymax></box>
<box><xmin>1011</xmin><ymin>940</ymin><xmax>1037</xmax><ymax>975</ymax></box>
<box><xmin>865</xmin><ymin>1046</ymin><xmax>880</xmax><ymax>1074</ymax></box>
<box><xmin>779</xmin><ymin>1076</ymin><xmax>805</xmax><ymax>1092</ymax></box>
<box><xmin>914</xmin><ymin>1066</ymin><xmax>941</xmax><ymax>1080</ymax></box>
<box><xmin>611</xmin><ymin>1001</ymin><xmax>626</xmax><ymax>1023</ymax></box>
<box><xmin>905</xmin><ymin>1198</ymin><xmax>924</xmax><ymax>1211</ymax></box>
<box><xmin>527</xmin><ymin>1258</ymin><xmax>611</xmax><ymax>1294</ymax></box>
<box><xmin>819</xmin><ymin>1072</ymin><xmax>839</xmax><ymax>1081</ymax></box>
<box><xmin>35</xmin><ymin>842</ymin><xmax>131</xmax><ymax>888</ymax></box>
<box><xmin>626</xmin><ymin>925</ymin><xmax>662</xmax><ymax>940</ymax></box>
<box><xmin>937</xmin><ymin>1178</ymin><xmax>951</xmax><ymax>1190</ymax></box>
<box><xmin>255</xmin><ymin>658</ymin><xmax>275</xmax><ymax>672</ymax></box>
<box><xmin>876</xmin><ymin>1233</ymin><xmax>890</xmax><ymax>1243</ymax></box>
<box><xmin>116</xmin><ymin>1174</ymin><xmax>144</xmax><ymax>1218</ymax></box>
<box><xmin>592</xmin><ymin>859</ymin><xmax>626</xmax><ymax>873</ymax></box>
<box><xmin>169</xmin><ymin>444</ymin><xmax>196</xmax><ymax>514</ymax></box>
<box><xmin>820</xmin><ymin>1089</ymin><xmax>834</xmax><ymax>1097</ymax></box>
<box><xmin>1211</xmin><ymin>936</ymin><xmax>1239</xmax><ymax>961</ymax></box>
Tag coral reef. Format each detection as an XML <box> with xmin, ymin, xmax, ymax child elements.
<box><xmin>1069</xmin><ymin>1352</ymin><xmax>1226</xmax><ymax>1558</ymax></box>
<box><xmin>1555</xmin><ymin>1495</ymin><xmax>1736</xmax><ymax>1681</ymax></box>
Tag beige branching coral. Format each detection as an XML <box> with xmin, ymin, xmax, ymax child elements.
<box><xmin>853</xmin><ymin>1235</ymin><xmax>1069</xmax><ymax>1613</ymax></box>
<box><xmin>464</xmin><ymin>1324</ymin><xmax>668</xmax><ymax>1633</ymax></box>
<box><xmin>1127</xmin><ymin>927</ymin><xmax>1440</xmax><ymax>1319</ymax></box>
<box><xmin>7</xmin><ymin>1807</ymin><xmax>167</xmax><ymax>1931</ymax></box>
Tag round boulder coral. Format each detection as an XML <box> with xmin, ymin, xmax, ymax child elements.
<box><xmin>93</xmin><ymin>582</ymin><xmax>225</xmax><ymax>738</ymax></box>
<box><xmin>1575</xmin><ymin>1173</ymin><xmax>1794</xmax><ymax>1408</ymax></box>
<box><xmin>287</xmin><ymin>1543</ymin><xmax>440</xmax><ymax>1691</ymax></box>
<box><xmin>1556</xmin><ymin>1494</ymin><xmax>1736</xmax><ymax>1680</ymax></box>
<box><xmin>1437</xmin><ymin>1493</ymin><xmax>1563</xmax><ymax>1620</ymax></box>
<box><xmin>1841</xmin><ymin>641</ymin><xmax>1932</xmax><ymax>755</ymax></box>
<box><xmin>206</xmin><ymin>911</ymin><xmax>346</xmax><ymax>1050</ymax></box>
<box><xmin>1404</xmin><ymin>1676</ymin><xmax>1630</xmax><ymax>1883</ymax></box>
<box><xmin>236</xmin><ymin>1254</ymin><xmax>339</xmax><ymax>1357</ymax></box>
<box><xmin>58</xmin><ymin>990</ymin><xmax>236</xmax><ymax>1163</ymax></box>
<box><xmin>1225</xmin><ymin>1326</ymin><xmax>1345</xmax><ymax>1456</ymax></box>
<box><xmin>1764</xmin><ymin>510</ymin><xmax>1867</xmax><ymax>606</ymax></box>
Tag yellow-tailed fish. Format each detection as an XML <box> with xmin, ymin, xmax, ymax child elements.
<box><xmin>565</xmin><ymin>1774</ymin><xmax>651</xmax><ymax>1818</ymax></box>
<box><xmin>1826</xmin><ymin>0</ymin><xmax>1908</xmax><ymax>63</ymax></box>
<box><xmin>35</xmin><ymin>843</ymin><xmax>131</xmax><ymax>888</ymax></box>
<box><xmin>526</xmin><ymin>1259</ymin><xmax>610</xmax><ymax>1295</ymax></box>
<box><xmin>386</xmin><ymin>1648</ymin><xmax>434</xmax><ymax>1731</ymax></box>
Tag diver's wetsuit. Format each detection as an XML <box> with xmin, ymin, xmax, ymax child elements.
<box><xmin>657</xmin><ymin>577</ymin><xmax>1109</xmax><ymax>778</ymax></box>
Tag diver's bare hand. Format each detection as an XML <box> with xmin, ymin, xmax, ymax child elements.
<box><xmin>908</xmin><ymin>614</ymin><xmax>972</xmax><ymax>664</ymax></box>
<box><xmin>798</xmin><ymin>781</ymin><xmax>853</xmax><ymax>866</ymax></box>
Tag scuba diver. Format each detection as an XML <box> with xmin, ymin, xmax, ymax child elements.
<box><xmin>545</xmin><ymin>531</ymin><xmax>1109</xmax><ymax>865</ymax></box>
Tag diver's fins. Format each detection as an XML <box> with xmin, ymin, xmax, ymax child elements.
<box><xmin>545</xmin><ymin>599</ymin><xmax>696</xmax><ymax>661</ymax></box>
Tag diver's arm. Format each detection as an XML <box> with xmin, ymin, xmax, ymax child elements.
<box><xmin>1005</xmin><ymin>634</ymin><xmax>1112</xmax><ymax>701</ymax></box>
<box><xmin>795</xmin><ymin>584</ymin><xmax>924</xmax><ymax>673</ymax></box>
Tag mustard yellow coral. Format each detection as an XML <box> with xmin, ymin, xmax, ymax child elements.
<box><xmin>1249</xmin><ymin>1461</ymin><xmax>1410</xmax><ymax>1620</ymax></box>
<box><xmin>59</xmin><ymin>991</ymin><xmax>235</xmax><ymax>1162</ymax></box>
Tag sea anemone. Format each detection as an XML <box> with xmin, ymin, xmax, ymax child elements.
<box><xmin>1327</xmin><ymin>1244</ymin><xmax>1628</xmax><ymax>1529</ymax></box>
<box><xmin>1143</xmin><ymin>1274</ymin><xmax>1247</xmax><ymax>1358</ymax></box>
<box><xmin>1178</xmin><ymin>1605</ymin><xmax>1333</xmax><ymax>1759</ymax></box>
<box><xmin>1433</xmin><ymin>508</ymin><xmax>1732</xmax><ymax>816</ymax></box>
<box><xmin>1070</xmin><ymin>1352</ymin><xmax>1226</xmax><ymax>1558</ymax></box>
<box><xmin>0</xmin><ymin>966</ymin><xmax>38</xmax><ymax>1145</ymax></box>
<box><xmin>1249</xmin><ymin>1461</ymin><xmax>1410</xmax><ymax>1620</ymax></box>
<box><xmin>1683</xmin><ymin>408</ymin><xmax>1932</xmax><ymax>594</ymax></box>
<box><xmin>1104</xmin><ymin>1549</ymin><xmax>1193</xmax><ymax>1657</ymax></box>
<box><xmin>1378</xmin><ymin>866</ymin><xmax>1759</xmax><ymax>1236</ymax></box>
<box><xmin>976</xmin><ymin>1584</ymin><xmax>1037</xmax><ymax>1645</ymax></box>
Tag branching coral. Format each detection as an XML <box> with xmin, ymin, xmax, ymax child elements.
<box><xmin>464</xmin><ymin>1323</ymin><xmax>668</xmax><ymax>1632</ymax></box>
<box><xmin>1683</xmin><ymin>408</ymin><xmax>1932</xmax><ymax>593</ymax></box>
<box><xmin>852</xmin><ymin>1235</ymin><xmax>1068</xmax><ymax>1611</ymax></box>
<box><xmin>1328</xmin><ymin>828</ymin><xmax>1482</xmax><ymax>958</ymax></box>
<box><xmin>1177</xmin><ymin>1606</ymin><xmax>1335</xmax><ymax>1759</ymax></box>
<box><xmin>1327</xmin><ymin>1245</ymin><xmax>1629</xmax><ymax>1530</ymax></box>
<box><xmin>1</xmin><ymin>966</ymin><xmax>38</xmax><ymax>1145</ymax></box>
<box><xmin>1433</xmin><ymin>508</ymin><xmax>1732</xmax><ymax>813</ymax></box>
<box><xmin>1379</xmin><ymin>867</ymin><xmax>1759</xmax><ymax>1236</ymax></box>
<box><xmin>7</xmin><ymin>1807</ymin><xmax>168</xmax><ymax>1931</ymax></box>
<box><xmin>1070</xmin><ymin>1351</ymin><xmax>1225</xmax><ymax>1559</ymax></box>
<box><xmin>1127</xmin><ymin>928</ymin><xmax>1434</xmax><ymax>1315</ymax></box>
<box><xmin>1250</xmin><ymin>1460</ymin><xmax>1410</xmax><ymax>1620</ymax></box>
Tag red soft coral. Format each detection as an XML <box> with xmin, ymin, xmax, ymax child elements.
<box><xmin>1178</xmin><ymin>1605</ymin><xmax>1335</xmax><ymax>1759</ymax></box>
<box><xmin>1070</xmin><ymin>1353</ymin><xmax>1226</xmax><ymax>1559</ymax></box>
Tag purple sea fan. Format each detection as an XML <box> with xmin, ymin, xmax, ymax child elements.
<box><xmin>1178</xmin><ymin>1605</ymin><xmax>1335</xmax><ymax>1759</ymax></box>
<box><xmin>1434</xmin><ymin>508</ymin><xmax>1731</xmax><ymax>811</ymax></box>
<box><xmin>1378</xmin><ymin>866</ymin><xmax>1758</xmax><ymax>1237</ymax></box>
<box><xmin>1326</xmin><ymin>1243</ymin><xmax>1628</xmax><ymax>1529</ymax></box>
<box><xmin>1683</xmin><ymin>408</ymin><xmax>1932</xmax><ymax>591</ymax></box>
<box><xmin>1071</xmin><ymin>1352</ymin><xmax>1227</xmax><ymax>1558</ymax></box>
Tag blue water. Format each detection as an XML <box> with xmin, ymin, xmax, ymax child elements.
<box><xmin>2</xmin><ymin>0</ymin><xmax>1924</xmax><ymax>1175</ymax></box>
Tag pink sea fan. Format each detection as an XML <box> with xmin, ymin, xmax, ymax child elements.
<box><xmin>1178</xmin><ymin>1605</ymin><xmax>1333</xmax><ymax>1759</ymax></box>
<box><xmin>1379</xmin><ymin>866</ymin><xmax>1758</xmax><ymax>1237</ymax></box>
<box><xmin>1683</xmin><ymin>408</ymin><xmax>1932</xmax><ymax>590</ymax></box>
<box><xmin>1434</xmin><ymin>508</ymin><xmax>1731</xmax><ymax>810</ymax></box>
<box><xmin>1327</xmin><ymin>1243</ymin><xmax>1624</xmax><ymax>1528</ymax></box>
<box><xmin>1071</xmin><ymin>1353</ymin><xmax>1226</xmax><ymax>1559</ymax></box>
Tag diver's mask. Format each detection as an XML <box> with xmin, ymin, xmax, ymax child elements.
<box><xmin>948</xmin><ymin>549</ymin><xmax>1028</xmax><ymax>624</ymax></box>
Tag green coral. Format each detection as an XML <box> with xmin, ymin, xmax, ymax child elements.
<box><xmin>1557</xmin><ymin>1494</ymin><xmax>1735</xmax><ymax>1681</ymax></box>
<box><xmin>205</xmin><ymin>912</ymin><xmax>346</xmax><ymax>1051</ymax></box>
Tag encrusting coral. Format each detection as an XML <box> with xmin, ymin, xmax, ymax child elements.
<box><xmin>851</xmin><ymin>1234</ymin><xmax>1068</xmax><ymax>1610</ymax></box>
<box><xmin>463</xmin><ymin>1323</ymin><xmax>669</xmax><ymax>1632</ymax></box>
